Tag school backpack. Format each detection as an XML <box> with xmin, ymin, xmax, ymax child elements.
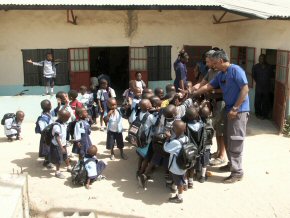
<box><xmin>175</xmin><ymin>138</ymin><xmax>199</xmax><ymax>170</ymax></box>
<box><xmin>71</xmin><ymin>158</ymin><xmax>95</xmax><ymax>186</ymax></box>
<box><xmin>128</xmin><ymin>112</ymin><xmax>150</xmax><ymax>148</ymax></box>
<box><xmin>204</xmin><ymin>121</ymin><xmax>215</xmax><ymax>147</ymax></box>
<box><xmin>186</xmin><ymin>120</ymin><xmax>205</xmax><ymax>154</ymax></box>
<box><xmin>35</xmin><ymin>115</ymin><xmax>51</xmax><ymax>134</ymax></box>
<box><xmin>1</xmin><ymin>113</ymin><xmax>15</xmax><ymax>125</ymax></box>
<box><xmin>41</xmin><ymin>122</ymin><xmax>61</xmax><ymax>145</ymax></box>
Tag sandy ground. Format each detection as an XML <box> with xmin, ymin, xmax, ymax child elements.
<box><xmin>0</xmin><ymin>116</ymin><xmax>290</xmax><ymax>218</ymax></box>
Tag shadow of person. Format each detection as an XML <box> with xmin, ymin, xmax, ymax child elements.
<box><xmin>102</xmin><ymin>145</ymin><xmax>171</xmax><ymax>206</ymax></box>
<box><xmin>0</xmin><ymin>137</ymin><xmax>9</xmax><ymax>143</ymax></box>
<box><xmin>11</xmin><ymin>152</ymin><xmax>55</xmax><ymax>178</ymax></box>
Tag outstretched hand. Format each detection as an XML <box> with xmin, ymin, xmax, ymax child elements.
<box><xmin>26</xmin><ymin>59</ymin><xmax>33</xmax><ymax>64</ymax></box>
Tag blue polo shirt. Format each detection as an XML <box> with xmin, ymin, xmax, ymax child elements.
<box><xmin>174</xmin><ymin>59</ymin><xmax>187</xmax><ymax>91</ymax></box>
<box><xmin>210</xmin><ymin>64</ymin><xmax>250</xmax><ymax>113</ymax></box>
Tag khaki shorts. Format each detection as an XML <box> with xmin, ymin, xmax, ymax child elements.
<box><xmin>212</xmin><ymin>101</ymin><xmax>225</xmax><ymax>137</ymax></box>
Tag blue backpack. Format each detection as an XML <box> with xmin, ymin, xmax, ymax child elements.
<box><xmin>35</xmin><ymin>115</ymin><xmax>51</xmax><ymax>134</ymax></box>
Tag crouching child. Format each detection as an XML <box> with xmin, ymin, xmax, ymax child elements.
<box><xmin>164</xmin><ymin>120</ymin><xmax>188</xmax><ymax>203</ymax></box>
<box><xmin>2</xmin><ymin>111</ymin><xmax>25</xmax><ymax>141</ymax></box>
<box><xmin>84</xmin><ymin>145</ymin><xmax>107</xmax><ymax>189</ymax></box>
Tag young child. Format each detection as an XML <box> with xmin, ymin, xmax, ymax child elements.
<box><xmin>181</xmin><ymin>107</ymin><xmax>201</xmax><ymax>189</ymax></box>
<box><xmin>97</xmin><ymin>79</ymin><xmax>116</xmax><ymax>131</ymax></box>
<box><xmin>54</xmin><ymin>91</ymin><xmax>76</xmax><ymax>123</ymax></box>
<box><xmin>169</xmin><ymin>93</ymin><xmax>192</xmax><ymax>119</ymax></box>
<box><xmin>154</xmin><ymin>87</ymin><xmax>164</xmax><ymax>99</ymax></box>
<box><xmin>139</xmin><ymin>104</ymin><xmax>177</xmax><ymax>189</ymax></box>
<box><xmin>128</xmin><ymin>87</ymin><xmax>142</xmax><ymax>124</ymax></box>
<box><xmin>84</xmin><ymin>145</ymin><xmax>107</xmax><ymax>189</ymax></box>
<box><xmin>122</xmin><ymin>80</ymin><xmax>136</xmax><ymax>101</ymax></box>
<box><xmin>196</xmin><ymin>103</ymin><xmax>214</xmax><ymax>183</ymax></box>
<box><xmin>72</xmin><ymin>107</ymin><xmax>92</xmax><ymax>159</ymax></box>
<box><xmin>26</xmin><ymin>52</ymin><xmax>58</xmax><ymax>95</ymax></box>
<box><xmin>4</xmin><ymin>111</ymin><xmax>25</xmax><ymax>141</ymax></box>
<box><xmin>49</xmin><ymin>109</ymin><xmax>72</xmax><ymax>179</ymax></box>
<box><xmin>135</xmin><ymin>99</ymin><xmax>156</xmax><ymax>188</ymax></box>
<box><xmin>104</xmin><ymin>98</ymin><xmax>127</xmax><ymax>160</ymax></box>
<box><xmin>161</xmin><ymin>84</ymin><xmax>176</xmax><ymax>108</ymax></box>
<box><xmin>186</xmin><ymin>81</ymin><xmax>193</xmax><ymax>94</ymax></box>
<box><xmin>37</xmin><ymin>100</ymin><xmax>53</xmax><ymax>168</ymax></box>
<box><xmin>164</xmin><ymin>120</ymin><xmax>189</xmax><ymax>203</ymax></box>
<box><xmin>135</xmin><ymin>72</ymin><xmax>146</xmax><ymax>93</ymax></box>
<box><xmin>68</xmin><ymin>90</ymin><xmax>83</xmax><ymax>120</ymax></box>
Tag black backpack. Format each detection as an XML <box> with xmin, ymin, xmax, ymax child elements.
<box><xmin>1</xmin><ymin>113</ymin><xmax>15</xmax><ymax>125</ymax></box>
<box><xmin>186</xmin><ymin>120</ymin><xmax>205</xmax><ymax>155</ymax></box>
<box><xmin>41</xmin><ymin>123</ymin><xmax>61</xmax><ymax>145</ymax></box>
<box><xmin>175</xmin><ymin>138</ymin><xmax>199</xmax><ymax>170</ymax></box>
<box><xmin>71</xmin><ymin>158</ymin><xmax>96</xmax><ymax>186</ymax></box>
<box><xmin>128</xmin><ymin>112</ymin><xmax>150</xmax><ymax>148</ymax></box>
<box><xmin>35</xmin><ymin>115</ymin><xmax>51</xmax><ymax>134</ymax></box>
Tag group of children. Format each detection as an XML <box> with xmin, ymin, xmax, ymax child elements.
<box><xmin>121</xmin><ymin>81</ymin><xmax>214</xmax><ymax>203</ymax></box>
<box><xmin>2</xmin><ymin>73</ymin><xmax>215</xmax><ymax>202</ymax></box>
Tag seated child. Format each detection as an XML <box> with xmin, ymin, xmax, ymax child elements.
<box><xmin>154</xmin><ymin>87</ymin><xmax>164</xmax><ymax>99</ymax></box>
<box><xmin>72</xmin><ymin>107</ymin><xmax>92</xmax><ymax>159</ymax></box>
<box><xmin>97</xmin><ymin>79</ymin><xmax>116</xmax><ymax>131</ymax></box>
<box><xmin>84</xmin><ymin>145</ymin><xmax>107</xmax><ymax>189</ymax></box>
<box><xmin>49</xmin><ymin>109</ymin><xmax>72</xmax><ymax>179</ymax></box>
<box><xmin>3</xmin><ymin>111</ymin><xmax>25</xmax><ymax>141</ymax></box>
<box><xmin>69</xmin><ymin>90</ymin><xmax>83</xmax><ymax>120</ymax></box>
<box><xmin>37</xmin><ymin>100</ymin><xmax>53</xmax><ymax>168</ymax></box>
<box><xmin>164</xmin><ymin>120</ymin><xmax>189</xmax><ymax>204</ymax></box>
<box><xmin>104</xmin><ymin>98</ymin><xmax>127</xmax><ymax>160</ymax></box>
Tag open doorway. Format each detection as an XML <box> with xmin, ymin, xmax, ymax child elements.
<box><xmin>261</xmin><ymin>49</ymin><xmax>277</xmax><ymax>118</ymax></box>
<box><xmin>90</xmin><ymin>47</ymin><xmax>129</xmax><ymax>99</ymax></box>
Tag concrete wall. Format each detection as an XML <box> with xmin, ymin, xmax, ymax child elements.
<box><xmin>0</xmin><ymin>10</ymin><xmax>227</xmax><ymax>89</ymax></box>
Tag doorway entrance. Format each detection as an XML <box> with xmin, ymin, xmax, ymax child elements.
<box><xmin>90</xmin><ymin>47</ymin><xmax>129</xmax><ymax>98</ymax></box>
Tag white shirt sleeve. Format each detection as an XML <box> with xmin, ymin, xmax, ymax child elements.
<box><xmin>97</xmin><ymin>90</ymin><xmax>102</xmax><ymax>100</ymax></box>
<box><xmin>74</xmin><ymin>121</ymin><xmax>85</xmax><ymax>141</ymax></box>
<box><xmin>38</xmin><ymin>120</ymin><xmax>47</xmax><ymax>132</ymax></box>
<box><xmin>110</xmin><ymin>88</ymin><xmax>116</xmax><ymax>98</ymax></box>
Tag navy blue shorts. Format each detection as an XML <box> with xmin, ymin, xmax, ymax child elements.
<box><xmin>44</xmin><ymin>77</ymin><xmax>55</xmax><ymax>87</ymax></box>
<box><xmin>106</xmin><ymin>131</ymin><xmax>124</xmax><ymax>150</ymax></box>
<box><xmin>195</xmin><ymin>149</ymin><xmax>211</xmax><ymax>171</ymax></box>
<box><xmin>171</xmin><ymin>173</ymin><xmax>186</xmax><ymax>186</ymax></box>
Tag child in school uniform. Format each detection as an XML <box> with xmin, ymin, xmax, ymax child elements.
<box><xmin>37</xmin><ymin>100</ymin><xmax>53</xmax><ymax>168</ymax></box>
<box><xmin>154</xmin><ymin>87</ymin><xmax>164</xmax><ymax>100</ymax></box>
<box><xmin>49</xmin><ymin>109</ymin><xmax>72</xmax><ymax>179</ymax></box>
<box><xmin>54</xmin><ymin>91</ymin><xmax>76</xmax><ymax>123</ymax></box>
<box><xmin>164</xmin><ymin>120</ymin><xmax>189</xmax><ymax>203</ymax></box>
<box><xmin>135</xmin><ymin>99</ymin><xmax>157</xmax><ymax>189</ymax></box>
<box><xmin>84</xmin><ymin>145</ymin><xmax>107</xmax><ymax>189</ymax></box>
<box><xmin>128</xmin><ymin>87</ymin><xmax>142</xmax><ymax>124</ymax></box>
<box><xmin>104</xmin><ymin>98</ymin><xmax>127</xmax><ymax>160</ymax></box>
<box><xmin>97</xmin><ymin>79</ymin><xmax>116</xmax><ymax>131</ymax></box>
<box><xmin>72</xmin><ymin>107</ymin><xmax>92</xmax><ymax>159</ymax></box>
<box><xmin>4</xmin><ymin>111</ymin><xmax>25</xmax><ymax>141</ymax></box>
<box><xmin>68</xmin><ymin>90</ymin><xmax>83</xmax><ymax>120</ymax></box>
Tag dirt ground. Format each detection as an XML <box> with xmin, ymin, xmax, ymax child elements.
<box><xmin>0</xmin><ymin>116</ymin><xmax>290</xmax><ymax>218</ymax></box>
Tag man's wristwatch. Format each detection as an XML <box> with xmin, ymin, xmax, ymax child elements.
<box><xmin>232</xmin><ymin>106</ymin><xmax>239</xmax><ymax>112</ymax></box>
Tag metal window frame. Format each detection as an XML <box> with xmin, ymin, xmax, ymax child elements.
<box><xmin>68</xmin><ymin>47</ymin><xmax>90</xmax><ymax>73</ymax></box>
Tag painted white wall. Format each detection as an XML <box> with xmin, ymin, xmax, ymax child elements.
<box><xmin>0</xmin><ymin>10</ymin><xmax>228</xmax><ymax>86</ymax></box>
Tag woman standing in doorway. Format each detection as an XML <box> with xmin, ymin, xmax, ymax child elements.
<box><xmin>174</xmin><ymin>50</ymin><xmax>189</xmax><ymax>92</ymax></box>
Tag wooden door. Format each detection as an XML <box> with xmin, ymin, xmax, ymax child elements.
<box><xmin>273</xmin><ymin>50</ymin><xmax>289</xmax><ymax>132</ymax></box>
<box><xmin>129</xmin><ymin>47</ymin><xmax>148</xmax><ymax>85</ymax></box>
<box><xmin>69</xmin><ymin>48</ymin><xmax>90</xmax><ymax>90</ymax></box>
<box><xmin>183</xmin><ymin>45</ymin><xmax>212</xmax><ymax>84</ymax></box>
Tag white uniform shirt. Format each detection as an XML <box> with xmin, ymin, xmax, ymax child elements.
<box><xmin>84</xmin><ymin>157</ymin><xmax>98</xmax><ymax>178</ymax></box>
<box><xmin>164</xmin><ymin>135</ymin><xmax>188</xmax><ymax>175</ymax></box>
<box><xmin>51</xmin><ymin>123</ymin><xmax>67</xmax><ymax>146</ymax></box>
<box><xmin>4</xmin><ymin>118</ymin><xmax>21</xmax><ymax>136</ymax></box>
<box><xmin>33</xmin><ymin>60</ymin><xmax>55</xmax><ymax>78</ymax></box>
<box><xmin>96</xmin><ymin>88</ymin><xmax>116</xmax><ymax>101</ymax></box>
<box><xmin>176</xmin><ymin>98</ymin><xmax>193</xmax><ymax>118</ymax></box>
<box><xmin>77</xmin><ymin>93</ymin><xmax>91</xmax><ymax>108</ymax></box>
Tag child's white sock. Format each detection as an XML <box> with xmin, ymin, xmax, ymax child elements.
<box><xmin>177</xmin><ymin>193</ymin><xmax>183</xmax><ymax>199</ymax></box>
<box><xmin>50</xmin><ymin>87</ymin><xmax>54</xmax><ymax>93</ymax></box>
<box><xmin>184</xmin><ymin>179</ymin><xmax>188</xmax><ymax>185</ymax></box>
<box><xmin>201</xmin><ymin>167</ymin><xmax>206</xmax><ymax>177</ymax></box>
<box><xmin>172</xmin><ymin>184</ymin><xmax>177</xmax><ymax>190</ymax></box>
<box><xmin>46</xmin><ymin>86</ymin><xmax>49</xmax><ymax>94</ymax></box>
<box><xmin>189</xmin><ymin>178</ymin><xmax>194</xmax><ymax>183</ymax></box>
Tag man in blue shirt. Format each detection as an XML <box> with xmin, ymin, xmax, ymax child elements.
<box><xmin>192</xmin><ymin>50</ymin><xmax>249</xmax><ymax>183</ymax></box>
<box><xmin>174</xmin><ymin>50</ymin><xmax>189</xmax><ymax>92</ymax></box>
